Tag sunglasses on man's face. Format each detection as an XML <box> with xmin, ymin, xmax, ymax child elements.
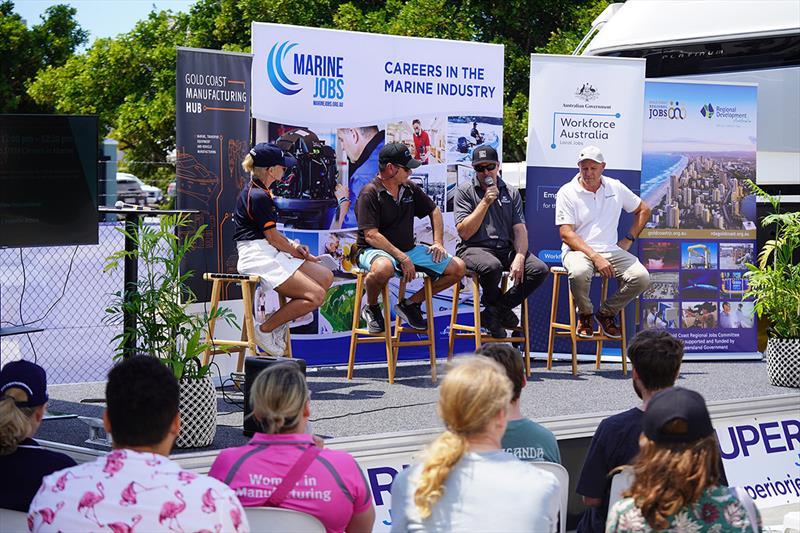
<box><xmin>474</xmin><ymin>163</ymin><xmax>496</xmax><ymax>173</ymax></box>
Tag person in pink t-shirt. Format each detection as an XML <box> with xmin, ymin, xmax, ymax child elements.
<box><xmin>209</xmin><ymin>361</ymin><xmax>375</xmax><ymax>533</ymax></box>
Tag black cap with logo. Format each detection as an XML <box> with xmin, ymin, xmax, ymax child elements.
<box><xmin>379</xmin><ymin>142</ymin><xmax>421</xmax><ymax>169</ymax></box>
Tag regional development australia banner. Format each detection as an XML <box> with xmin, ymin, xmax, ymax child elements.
<box><xmin>250</xmin><ymin>23</ymin><xmax>504</xmax><ymax>365</ymax></box>
<box><xmin>525</xmin><ymin>54</ymin><xmax>646</xmax><ymax>355</ymax></box>
<box><xmin>639</xmin><ymin>80</ymin><xmax>758</xmax><ymax>357</ymax></box>
<box><xmin>176</xmin><ymin>48</ymin><xmax>253</xmax><ymax>301</ymax></box>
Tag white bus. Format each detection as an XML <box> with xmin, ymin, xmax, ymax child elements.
<box><xmin>580</xmin><ymin>0</ymin><xmax>800</xmax><ymax>189</ymax></box>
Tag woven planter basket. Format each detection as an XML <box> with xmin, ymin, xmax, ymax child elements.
<box><xmin>765</xmin><ymin>337</ymin><xmax>800</xmax><ymax>388</ymax></box>
<box><xmin>175</xmin><ymin>376</ymin><xmax>218</xmax><ymax>448</ymax></box>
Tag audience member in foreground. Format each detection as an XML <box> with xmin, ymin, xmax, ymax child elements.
<box><xmin>29</xmin><ymin>356</ymin><xmax>248</xmax><ymax>532</ymax></box>
<box><xmin>0</xmin><ymin>360</ymin><xmax>75</xmax><ymax>511</ymax></box>
<box><xmin>390</xmin><ymin>356</ymin><xmax>560</xmax><ymax>532</ymax></box>
<box><xmin>576</xmin><ymin>330</ymin><xmax>684</xmax><ymax>533</ymax></box>
<box><xmin>607</xmin><ymin>387</ymin><xmax>761</xmax><ymax>533</ymax></box>
<box><xmin>475</xmin><ymin>344</ymin><xmax>561</xmax><ymax>463</ymax></box>
<box><xmin>209</xmin><ymin>361</ymin><xmax>375</xmax><ymax>533</ymax></box>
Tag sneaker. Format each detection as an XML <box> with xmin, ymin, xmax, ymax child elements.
<box><xmin>361</xmin><ymin>304</ymin><xmax>385</xmax><ymax>334</ymax></box>
<box><xmin>577</xmin><ymin>314</ymin><xmax>594</xmax><ymax>339</ymax></box>
<box><xmin>480</xmin><ymin>306</ymin><xmax>507</xmax><ymax>339</ymax></box>
<box><xmin>253</xmin><ymin>322</ymin><xmax>287</xmax><ymax>356</ymax></box>
<box><xmin>394</xmin><ymin>299</ymin><xmax>428</xmax><ymax>330</ymax></box>
<box><xmin>597</xmin><ymin>312</ymin><xmax>622</xmax><ymax>339</ymax></box>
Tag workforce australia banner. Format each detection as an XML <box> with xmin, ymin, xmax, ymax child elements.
<box><xmin>250</xmin><ymin>24</ymin><xmax>504</xmax><ymax>364</ymax></box>
<box><xmin>639</xmin><ymin>80</ymin><xmax>758</xmax><ymax>356</ymax></box>
<box><xmin>524</xmin><ymin>54</ymin><xmax>645</xmax><ymax>355</ymax></box>
<box><xmin>176</xmin><ymin>48</ymin><xmax>252</xmax><ymax>301</ymax></box>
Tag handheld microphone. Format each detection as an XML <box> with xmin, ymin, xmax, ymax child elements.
<box><xmin>484</xmin><ymin>176</ymin><xmax>494</xmax><ymax>186</ymax></box>
<box><xmin>115</xmin><ymin>200</ymin><xmax>151</xmax><ymax>211</ymax></box>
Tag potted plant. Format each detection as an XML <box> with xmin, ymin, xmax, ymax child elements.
<box><xmin>744</xmin><ymin>181</ymin><xmax>800</xmax><ymax>388</ymax></box>
<box><xmin>104</xmin><ymin>213</ymin><xmax>236</xmax><ymax>446</ymax></box>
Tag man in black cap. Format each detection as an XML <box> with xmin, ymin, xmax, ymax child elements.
<box><xmin>454</xmin><ymin>145</ymin><xmax>548</xmax><ymax>337</ymax></box>
<box><xmin>355</xmin><ymin>142</ymin><xmax>465</xmax><ymax>333</ymax></box>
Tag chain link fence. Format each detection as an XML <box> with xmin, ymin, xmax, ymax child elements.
<box><xmin>0</xmin><ymin>222</ymin><xmax>166</xmax><ymax>384</ymax></box>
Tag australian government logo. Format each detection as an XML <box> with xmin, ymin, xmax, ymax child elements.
<box><xmin>575</xmin><ymin>83</ymin><xmax>599</xmax><ymax>102</ymax></box>
<box><xmin>648</xmin><ymin>100</ymin><xmax>686</xmax><ymax>120</ymax></box>
<box><xmin>266</xmin><ymin>40</ymin><xmax>345</xmax><ymax>107</ymax></box>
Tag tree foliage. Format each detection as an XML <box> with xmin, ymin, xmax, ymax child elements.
<box><xmin>0</xmin><ymin>1</ymin><xmax>87</xmax><ymax>112</ymax></box>
<box><xmin>19</xmin><ymin>0</ymin><xmax>609</xmax><ymax>188</ymax></box>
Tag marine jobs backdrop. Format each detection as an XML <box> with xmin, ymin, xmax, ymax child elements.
<box><xmin>249</xmin><ymin>23</ymin><xmax>504</xmax><ymax>364</ymax></box>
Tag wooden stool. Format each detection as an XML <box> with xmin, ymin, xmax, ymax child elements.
<box><xmin>347</xmin><ymin>268</ymin><xmax>437</xmax><ymax>383</ymax></box>
<box><xmin>447</xmin><ymin>270</ymin><xmax>531</xmax><ymax>376</ymax></box>
<box><xmin>202</xmin><ymin>273</ymin><xmax>292</xmax><ymax>374</ymax></box>
<box><xmin>546</xmin><ymin>266</ymin><xmax>627</xmax><ymax>375</ymax></box>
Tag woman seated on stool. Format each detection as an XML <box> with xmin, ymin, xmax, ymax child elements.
<box><xmin>390</xmin><ymin>356</ymin><xmax>560</xmax><ymax>532</ymax></box>
<box><xmin>209</xmin><ymin>361</ymin><xmax>375</xmax><ymax>533</ymax></box>
<box><xmin>234</xmin><ymin>143</ymin><xmax>334</xmax><ymax>355</ymax></box>
<box><xmin>0</xmin><ymin>360</ymin><xmax>76</xmax><ymax>511</ymax></box>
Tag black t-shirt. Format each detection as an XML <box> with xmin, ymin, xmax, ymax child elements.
<box><xmin>576</xmin><ymin>408</ymin><xmax>644</xmax><ymax>533</ymax></box>
<box><xmin>355</xmin><ymin>177</ymin><xmax>436</xmax><ymax>252</ymax></box>
<box><xmin>233</xmin><ymin>179</ymin><xmax>278</xmax><ymax>241</ymax></box>
<box><xmin>454</xmin><ymin>175</ymin><xmax>525</xmax><ymax>254</ymax></box>
<box><xmin>0</xmin><ymin>437</ymin><xmax>76</xmax><ymax>511</ymax></box>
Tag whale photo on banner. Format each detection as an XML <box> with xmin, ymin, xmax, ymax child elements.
<box><xmin>248</xmin><ymin>23</ymin><xmax>504</xmax><ymax>369</ymax></box>
<box><xmin>524</xmin><ymin>54</ymin><xmax>645</xmax><ymax>356</ymax></box>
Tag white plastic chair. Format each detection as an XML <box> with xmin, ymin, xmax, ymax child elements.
<box><xmin>534</xmin><ymin>461</ymin><xmax>569</xmax><ymax>533</ymax></box>
<box><xmin>609</xmin><ymin>466</ymin><xmax>634</xmax><ymax>510</ymax></box>
<box><xmin>244</xmin><ymin>507</ymin><xmax>325</xmax><ymax>533</ymax></box>
<box><xmin>0</xmin><ymin>508</ymin><xmax>29</xmax><ymax>533</ymax></box>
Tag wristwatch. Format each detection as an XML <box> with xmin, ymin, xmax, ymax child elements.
<box><xmin>625</xmin><ymin>233</ymin><xmax>636</xmax><ymax>242</ymax></box>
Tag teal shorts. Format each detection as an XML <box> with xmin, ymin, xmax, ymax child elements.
<box><xmin>357</xmin><ymin>244</ymin><xmax>452</xmax><ymax>277</ymax></box>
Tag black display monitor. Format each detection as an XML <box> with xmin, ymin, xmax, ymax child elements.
<box><xmin>0</xmin><ymin>115</ymin><xmax>99</xmax><ymax>248</ymax></box>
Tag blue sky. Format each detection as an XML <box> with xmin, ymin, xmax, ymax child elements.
<box><xmin>14</xmin><ymin>0</ymin><xmax>196</xmax><ymax>43</ymax></box>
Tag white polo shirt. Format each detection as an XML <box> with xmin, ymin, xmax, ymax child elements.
<box><xmin>555</xmin><ymin>173</ymin><xmax>641</xmax><ymax>260</ymax></box>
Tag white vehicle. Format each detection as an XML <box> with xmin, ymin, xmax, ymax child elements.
<box><xmin>580</xmin><ymin>0</ymin><xmax>800</xmax><ymax>188</ymax></box>
<box><xmin>117</xmin><ymin>172</ymin><xmax>163</xmax><ymax>205</ymax></box>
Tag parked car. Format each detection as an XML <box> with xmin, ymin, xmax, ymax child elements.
<box><xmin>115</xmin><ymin>173</ymin><xmax>147</xmax><ymax>205</ymax></box>
<box><xmin>117</xmin><ymin>172</ymin><xmax>163</xmax><ymax>205</ymax></box>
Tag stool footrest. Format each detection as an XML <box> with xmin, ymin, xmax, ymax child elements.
<box><xmin>203</xmin><ymin>272</ymin><xmax>259</xmax><ymax>282</ymax></box>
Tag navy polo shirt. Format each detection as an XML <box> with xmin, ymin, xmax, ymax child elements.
<box><xmin>355</xmin><ymin>177</ymin><xmax>436</xmax><ymax>252</ymax></box>
<box><xmin>0</xmin><ymin>438</ymin><xmax>76</xmax><ymax>511</ymax></box>
<box><xmin>233</xmin><ymin>179</ymin><xmax>278</xmax><ymax>241</ymax></box>
<box><xmin>454</xmin><ymin>175</ymin><xmax>525</xmax><ymax>254</ymax></box>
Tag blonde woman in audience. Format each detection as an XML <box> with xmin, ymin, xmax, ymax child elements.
<box><xmin>0</xmin><ymin>360</ymin><xmax>75</xmax><ymax>511</ymax></box>
<box><xmin>607</xmin><ymin>387</ymin><xmax>761</xmax><ymax>533</ymax></box>
<box><xmin>209</xmin><ymin>361</ymin><xmax>375</xmax><ymax>533</ymax></box>
<box><xmin>390</xmin><ymin>356</ymin><xmax>560</xmax><ymax>532</ymax></box>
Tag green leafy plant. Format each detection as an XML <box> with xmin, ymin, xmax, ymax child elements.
<box><xmin>104</xmin><ymin>213</ymin><xmax>237</xmax><ymax>379</ymax></box>
<box><xmin>743</xmin><ymin>180</ymin><xmax>800</xmax><ymax>339</ymax></box>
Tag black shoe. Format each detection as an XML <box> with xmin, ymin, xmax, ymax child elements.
<box><xmin>395</xmin><ymin>299</ymin><xmax>427</xmax><ymax>330</ymax></box>
<box><xmin>361</xmin><ymin>304</ymin><xmax>384</xmax><ymax>334</ymax></box>
<box><xmin>499</xmin><ymin>307</ymin><xmax>519</xmax><ymax>329</ymax></box>
<box><xmin>480</xmin><ymin>306</ymin><xmax>507</xmax><ymax>339</ymax></box>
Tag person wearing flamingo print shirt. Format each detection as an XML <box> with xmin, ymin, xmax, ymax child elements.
<box><xmin>28</xmin><ymin>356</ymin><xmax>248</xmax><ymax>532</ymax></box>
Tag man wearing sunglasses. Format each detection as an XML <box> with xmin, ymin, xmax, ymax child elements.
<box><xmin>355</xmin><ymin>142</ymin><xmax>466</xmax><ymax>333</ymax></box>
<box><xmin>454</xmin><ymin>145</ymin><xmax>548</xmax><ymax>338</ymax></box>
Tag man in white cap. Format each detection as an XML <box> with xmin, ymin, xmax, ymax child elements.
<box><xmin>555</xmin><ymin>145</ymin><xmax>651</xmax><ymax>339</ymax></box>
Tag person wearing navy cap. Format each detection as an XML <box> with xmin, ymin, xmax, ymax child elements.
<box><xmin>233</xmin><ymin>143</ymin><xmax>334</xmax><ymax>355</ymax></box>
<box><xmin>607</xmin><ymin>387</ymin><xmax>762</xmax><ymax>533</ymax></box>
<box><xmin>0</xmin><ymin>360</ymin><xmax>76</xmax><ymax>511</ymax></box>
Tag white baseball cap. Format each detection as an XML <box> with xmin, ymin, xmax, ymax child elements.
<box><xmin>577</xmin><ymin>145</ymin><xmax>605</xmax><ymax>164</ymax></box>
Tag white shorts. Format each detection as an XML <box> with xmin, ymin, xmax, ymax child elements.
<box><xmin>236</xmin><ymin>239</ymin><xmax>304</xmax><ymax>291</ymax></box>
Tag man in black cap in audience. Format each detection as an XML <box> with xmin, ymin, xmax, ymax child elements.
<box><xmin>354</xmin><ymin>142</ymin><xmax>465</xmax><ymax>333</ymax></box>
<box><xmin>454</xmin><ymin>144</ymin><xmax>548</xmax><ymax>337</ymax></box>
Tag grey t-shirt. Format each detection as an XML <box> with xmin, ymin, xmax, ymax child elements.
<box><xmin>390</xmin><ymin>450</ymin><xmax>560</xmax><ymax>532</ymax></box>
<box><xmin>502</xmin><ymin>418</ymin><xmax>562</xmax><ymax>464</ymax></box>
<box><xmin>454</xmin><ymin>176</ymin><xmax>525</xmax><ymax>253</ymax></box>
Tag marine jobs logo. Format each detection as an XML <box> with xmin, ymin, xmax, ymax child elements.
<box><xmin>700</xmin><ymin>103</ymin><xmax>715</xmax><ymax>119</ymax></box>
<box><xmin>648</xmin><ymin>100</ymin><xmax>686</xmax><ymax>120</ymax></box>
<box><xmin>266</xmin><ymin>40</ymin><xmax>345</xmax><ymax>107</ymax></box>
